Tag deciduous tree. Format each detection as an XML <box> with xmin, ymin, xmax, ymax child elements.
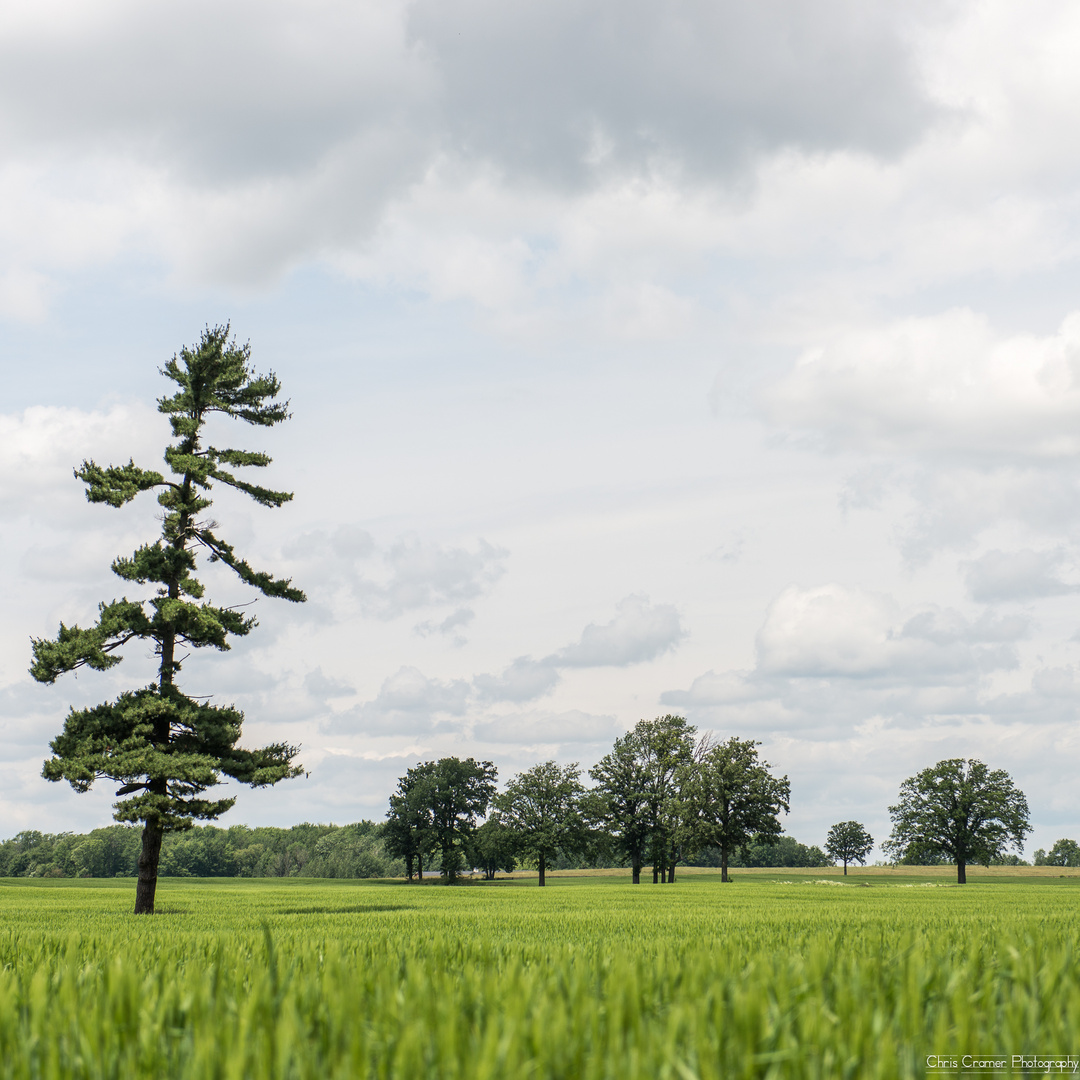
<box><xmin>30</xmin><ymin>326</ymin><xmax>305</xmax><ymax>913</ymax></box>
<box><xmin>497</xmin><ymin>760</ymin><xmax>587</xmax><ymax>886</ymax></box>
<box><xmin>683</xmin><ymin>737</ymin><xmax>790</xmax><ymax>882</ymax></box>
<box><xmin>1047</xmin><ymin>838</ymin><xmax>1080</xmax><ymax>867</ymax></box>
<box><xmin>384</xmin><ymin>762</ymin><xmax>437</xmax><ymax>881</ymax></box>
<box><xmin>884</xmin><ymin>758</ymin><xmax>1030</xmax><ymax>884</ymax></box>
<box><xmin>587</xmin><ymin>733</ymin><xmax>652</xmax><ymax>883</ymax></box>
<box><xmin>824</xmin><ymin>821</ymin><xmax>874</xmax><ymax>875</ymax></box>
<box><xmin>427</xmin><ymin>757</ymin><xmax>497</xmax><ymax>882</ymax></box>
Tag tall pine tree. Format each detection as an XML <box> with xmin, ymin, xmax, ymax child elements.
<box><xmin>30</xmin><ymin>326</ymin><xmax>306</xmax><ymax>913</ymax></box>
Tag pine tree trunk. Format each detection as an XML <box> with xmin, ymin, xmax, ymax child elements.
<box><xmin>957</xmin><ymin>858</ymin><xmax>967</xmax><ymax>884</ymax></box>
<box><xmin>134</xmin><ymin>820</ymin><xmax>163</xmax><ymax>914</ymax></box>
<box><xmin>539</xmin><ymin>854</ymin><xmax>546</xmax><ymax>887</ymax></box>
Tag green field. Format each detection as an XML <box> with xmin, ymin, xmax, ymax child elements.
<box><xmin>2</xmin><ymin>870</ymin><xmax>1079</xmax><ymax>1079</ymax></box>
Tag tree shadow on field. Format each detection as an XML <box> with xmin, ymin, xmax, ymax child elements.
<box><xmin>278</xmin><ymin>904</ymin><xmax>416</xmax><ymax>915</ymax></box>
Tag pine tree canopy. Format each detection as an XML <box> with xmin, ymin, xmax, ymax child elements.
<box><xmin>29</xmin><ymin>326</ymin><xmax>306</xmax><ymax>886</ymax></box>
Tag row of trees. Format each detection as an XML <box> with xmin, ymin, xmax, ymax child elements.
<box><xmin>0</xmin><ymin>822</ymin><xmax>837</xmax><ymax>880</ymax></box>
<box><xmin>385</xmin><ymin>741</ymin><xmax>1039</xmax><ymax>886</ymax></box>
<box><xmin>0</xmin><ymin>822</ymin><xmax>405</xmax><ymax>880</ymax></box>
<box><xmin>385</xmin><ymin>715</ymin><xmax>792</xmax><ymax>884</ymax></box>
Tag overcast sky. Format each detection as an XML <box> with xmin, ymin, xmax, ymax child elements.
<box><xmin>4</xmin><ymin>0</ymin><xmax>1080</xmax><ymax>859</ymax></box>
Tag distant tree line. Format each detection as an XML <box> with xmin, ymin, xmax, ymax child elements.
<box><xmin>0</xmin><ymin>822</ymin><xmax>405</xmax><ymax>880</ymax></box>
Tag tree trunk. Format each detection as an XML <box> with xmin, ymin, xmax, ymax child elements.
<box><xmin>669</xmin><ymin>860</ymin><xmax>676</xmax><ymax>883</ymax></box>
<box><xmin>417</xmin><ymin>854</ymin><xmax>423</xmax><ymax>881</ymax></box>
<box><xmin>632</xmin><ymin>861</ymin><xmax>641</xmax><ymax>884</ymax></box>
<box><xmin>721</xmin><ymin>847</ymin><xmax>729</xmax><ymax>883</ymax></box>
<box><xmin>843</xmin><ymin>860</ymin><xmax>848</xmax><ymax>876</ymax></box>
<box><xmin>653</xmin><ymin>863</ymin><xmax>659</xmax><ymax>884</ymax></box>
<box><xmin>539</xmin><ymin>853</ymin><xmax>546</xmax><ymax>887</ymax></box>
<box><xmin>957</xmin><ymin>858</ymin><xmax>966</xmax><ymax>884</ymax></box>
<box><xmin>134</xmin><ymin>820</ymin><xmax>163</xmax><ymax>914</ymax></box>
<box><xmin>660</xmin><ymin>865</ymin><xmax>667</xmax><ymax>883</ymax></box>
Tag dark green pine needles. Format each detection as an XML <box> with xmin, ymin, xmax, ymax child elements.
<box><xmin>30</xmin><ymin>326</ymin><xmax>306</xmax><ymax>913</ymax></box>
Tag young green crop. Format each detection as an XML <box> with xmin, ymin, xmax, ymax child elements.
<box><xmin>1</xmin><ymin>873</ymin><xmax>1079</xmax><ymax>1078</ymax></box>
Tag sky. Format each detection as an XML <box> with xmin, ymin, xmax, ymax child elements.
<box><xmin>4</xmin><ymin>0</ymin><xmax>1080</xmax><ymax>860</ymax></box>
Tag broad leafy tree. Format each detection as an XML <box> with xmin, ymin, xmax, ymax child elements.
<box><xmin>587</xmin><ymin>733</ymin><xmax>652</xmax><ymax>883</ymax></box>
<box><xmin>684</xmin><ymin>737</ymin><xmax>790</xmax><ymax>882</ymax></box>
<box><xmin>635</xmin><ymin>715</ymin><xmax>699</xmax><ymax>883</ymax></box>
<box><xmin>884</xmin><ymin>758</ymin><xmax>1030</xmax><ymax>883</ymax></box>
<box><xmin>824</xmin><ymin>821</ymin><xmax>874</xmax><ymax>875</ymax></box>
<box><xmin>30</xmin><ymin>326</ymin><xmax>305</xmax><ymax>913</ymax></box>
<box><xmin>466</xmin><ymin>815</ymin><xmax>518</xmax><ymax>880</ymax></box>
<box><xmin>427</xmin><ymin>757</ymin><xmax>498</xmax><ymax>882</ymax></box>
<box><xmin>497</xmin><ymin>760</ymin><xmax>587</xmax><ymax>886</ymax></box>
<box><xmin>384</xmin><ymin>762</ymin><xmax>437</xmax><ymax>881</ymax></box>
<box><xmin>1046</xmin><ymin>838</ymin><xmax>1080</xmax><ymax>867</ymax></box>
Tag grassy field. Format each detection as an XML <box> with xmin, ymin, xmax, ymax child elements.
<box><xmin>2</xmin><ymin>870</ymin><xmax>1079</xmax><ymax>1078</ymax></box>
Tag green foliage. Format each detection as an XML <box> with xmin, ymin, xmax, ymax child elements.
<box><xmin>682</xmin><ymin>737</ymin><xmax>791</xmax><ymax>882</ymax></box>
<box><xmin>689</xmin><ymin>836</ymin><xmax>831</xmax><ymax>869</ymax></box>
<box><xmin>383</xmin><ymin>763</ymin><xmax>438</xmax><ymax>880</ymax></box>
<box><xmin>0</xmin><ymin>822</ymin><xmax>403</xmax><ymax>880</ymax></box>
<box><xmin>1043</xmin><ymin>838</ymin><xmax>1080</xmax><ymax>867</ymax></box>
<box><xmin>586</xmin><ymin>732</ymin><xmax>653</xmax><ymax>882</ymax></box>
<box><xmin>426</xmin><ymin>757</ymin><xmax>498</xmax><ymax>882</ymax></box>
<box><xmin>3</xmin><ymin>876</ymin><xmax>1080</xmax><ymax>1078</ymax></box>
<box><xmin>496</xmin><ymin>760</ymin><xmax>587</xmax><ymax>885</ymax></box>
<box><xmin>824</xmin><ymin>821</ymin><xmax>874</xmax><ymax>875</ymax></box>
<box><xmin>587</xmin><ymin>715</ymin><xmax>699</xmax><ymax>883</ymax></box>
<box><xmin>884</xmin><ymin>758</ymin><xmax>1031</xmax><ymax>883</ymax></box>
<box><xmin>29</xmin><ymin>325</ymin><xmax>306</xmax><ymax>912</ymax></box>
<box><xmin>465</xmin><ymin>817</ymin><xmax>518</xmax><ymax>880</ymax></box>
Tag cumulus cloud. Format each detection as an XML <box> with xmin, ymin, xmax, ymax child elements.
<box><xmin>963</xmin><ymin>548</ymin><xmax>1080</xmax><ymax>603</ymax></box>
<box><xmin>768</xmin><ymin>310</ymin><xmax>1080</xmax><ymax>460</ymax></box>
<box><xmin>548</xmin><ymin>594</ymin><xmax>686</xmax><ymax>667</ymax></box>
<box><xmin>325</xmin><ymin>665</ymin><xmax>470</xmax><ymax>735</ymax></box>
<box><xmin>755</xmin><ymin>583</ymin><xmax>1025</xmax><ymax>681</ymax></box>
<box><xmin>283</xmin><ymin>528</ymin><xmax>506</xmax><ymax>627</ymax></box>
<box><xmin>472</xmin><ymin>656</ymin><xmax>561</xmax><ymax>704</ymax></box>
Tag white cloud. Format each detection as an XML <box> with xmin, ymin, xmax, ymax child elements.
<box><xmin>768</xmin><ymin>309</ymin><xmax>1080</xmax><ymax>460</ymax></box>
<box><xmin>326</xmin><ymin>665</ymin><xmax>470</xmax><ymax>735</ymax></box>
<box><xmin>472</xmin><ymin>656</ymin><xmax>560</xmax><ymax>704</ymax></box>
<box><xmin>283</xmin><ymin>528</ymin><xmax>506</xmax><ymax>626</ymax></box>
<box><xmin>963</xmin><ymin>548</ymin><xmax>1080</xmax><ymax>603</ymax></box>
<box><xmin>755</xmin><ymin>583</ymin><xmax>1024</xmax><ymax>681</ymax></box>
<box><xmin>0</xmin><ymin>403</ymin><xmax>164</xmax><ymax>518</ymax></box>
<box><xmin>548</xmin><ymin>594</ymin><xmax>685</xmax><ymax>667</ymax></box>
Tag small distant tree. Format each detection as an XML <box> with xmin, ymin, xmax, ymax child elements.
<box><xmin>684</xmin><ymin>737</ymin><xmax>790</xmax><ymax>882</ymax></box>
<box><xmin>497</xmin><ymin>760</ymin><xmax>587</xmax><ymax>886</ymax></box>
<box><xmin>466</xmin><ymin>816</ymin><xmax>517</xmax><ymax>880</ymax></box>
<box><xmin>884</xmin><ymin>759</ymin><xmax>1030</xmax><ymax>884</ymax></box>
<box><xmin>427</xmin><ymin>757</ymin><xmax>497</xmax><ymax>883</ymax></box>
<box><xmin>824</xmin><ymin>821</ymin><xmax>874</xmax><ymax>875</ymax></box>
<box><xmin>384</xmin><ymin>763</ymin><xmax>437</xmax><ymax>881</ymax></box>
<box><xmin>1047</xmin><ymin>838</ymin><xmax>1080</xmax><ymax>867</ymax></box>
<box><xmin>30</xmin><ymin>326</ymin><xmax>305</xmax><ymax>914</ymax></box>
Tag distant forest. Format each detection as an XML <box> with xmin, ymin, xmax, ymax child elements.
<box><xmin>0</xmin><ymin>823</ymin><xmax>833</xmax><ymax>880</ymax></box>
